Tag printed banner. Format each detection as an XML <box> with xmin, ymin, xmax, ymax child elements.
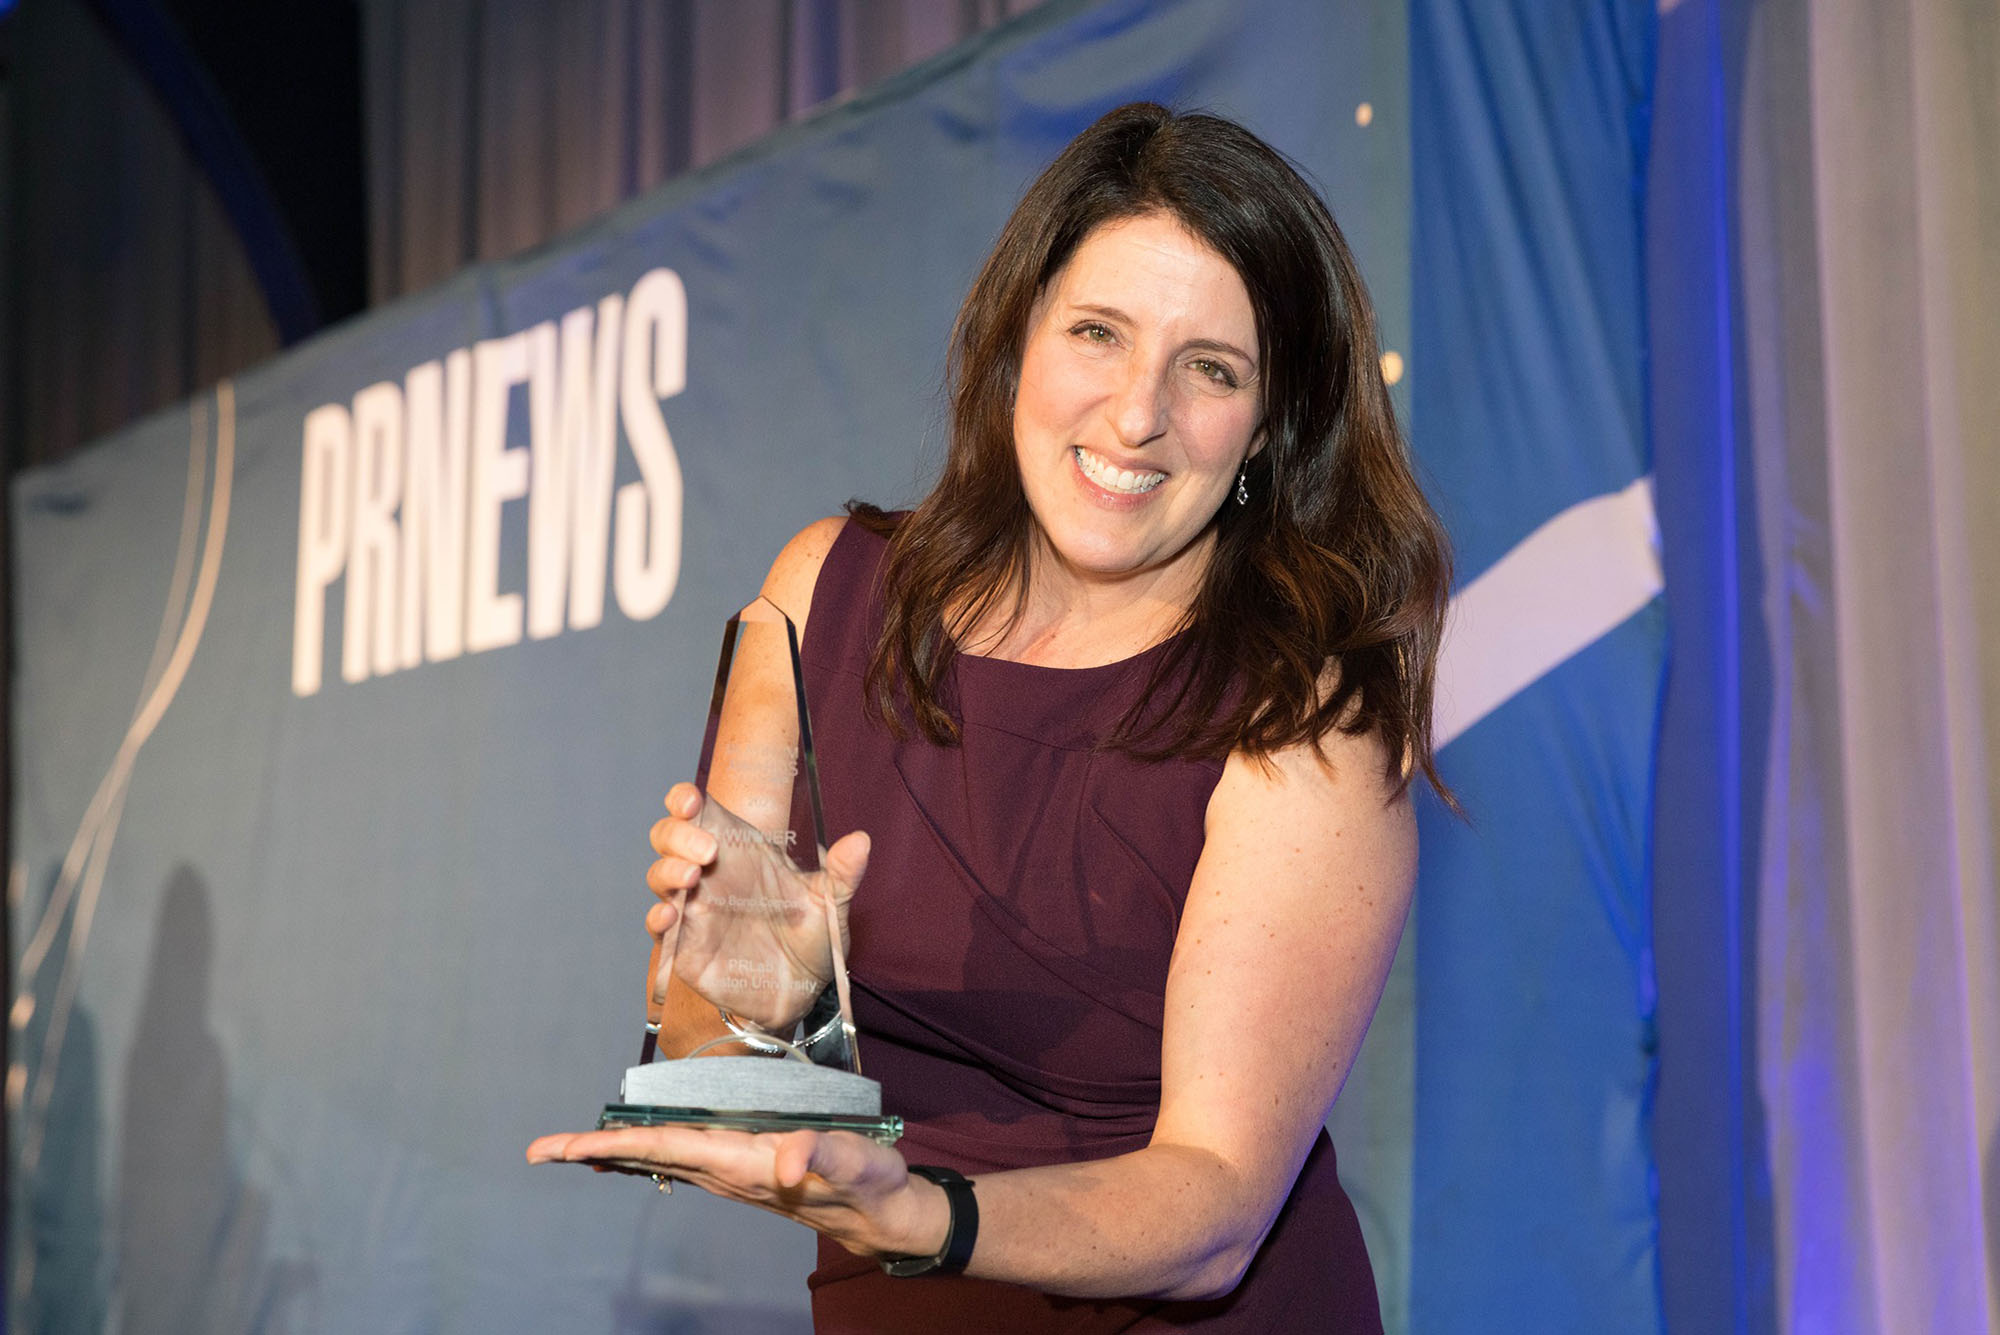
<box><xmin>10</xmin><ymin>1</ymin><xmax>1658</xmax><ymax>1330</ymax></box>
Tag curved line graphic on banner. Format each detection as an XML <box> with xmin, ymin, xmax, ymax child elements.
<box><xmin>11</xmin><ymin>383</ymin><xmax>235</xmax><ymax>1197</ymax></box>
<box><xmin>139</xmin><ymin>396</ymin><xmax>212</xmax><ymax>709</ymax></box>
<box><xmin>13</xmin><ymin>402</ymin><xmax>211</xmax><ymax>995</ymax></box>
<box><xmin>1434</xmin><ymin>475</ymin><xmax>1661</xmax><ymax>749</ymax></box>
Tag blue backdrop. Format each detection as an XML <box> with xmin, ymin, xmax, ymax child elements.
<box><xmin>10</xmin><ymin>1</ymin><xmax>1661</xmax><ymax>1329</ymax></box>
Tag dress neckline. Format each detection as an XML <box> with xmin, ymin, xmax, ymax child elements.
<box><xmin>951</xmin><ymin>627</ymin><xmax>1187</xmax><ymax>675</ymax></box>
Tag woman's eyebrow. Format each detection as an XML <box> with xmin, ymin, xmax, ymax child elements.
<box><xmin>1067</xmin><ymin>301</ymin><xmax>1134</xmax><ymax>325</ymax></box>
<box><xmin>1182</xmin><ymin>337</ymin><xmax>1257</xmax><ymax>369</ymax></box>
<box><xmin>1066</xmin><ymin>302</ymin><xmax>1257</xmax><ymax>368</ymax></box>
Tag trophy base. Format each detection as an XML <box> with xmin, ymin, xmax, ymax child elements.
<box><xmin>602</xmin><ymin>1057</ymin><xmax>903</xmax><ymax>1144</ymax></box>
<box><xmin>599</xmin><ymin>1103</ymin><xmax>904</xmax><ymax>1143</ymax></box>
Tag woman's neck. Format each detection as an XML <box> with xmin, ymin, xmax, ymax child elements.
<box><xmin>960</xmin><ymin>529</ymin><xmax>1211</xmax><ymax>668</ymax></box>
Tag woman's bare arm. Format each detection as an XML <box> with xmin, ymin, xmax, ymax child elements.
<box><xmin>945</xmin><ymin>719</ymin><xmax>1416</xmax><ymax>1298</ymax></box>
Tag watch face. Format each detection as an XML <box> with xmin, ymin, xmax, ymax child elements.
<box><xmin>879</xmin><ymin>1253</ymin><xmax>944</xmax><ymax>1278</ymax></box>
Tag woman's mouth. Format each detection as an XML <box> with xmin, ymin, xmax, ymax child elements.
<box><xmin>1072</xmin><ymin>446</ymin><xmax>1166</xmax><ymax>496</ymax></box>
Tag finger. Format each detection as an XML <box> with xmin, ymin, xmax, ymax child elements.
<box><xmin>666</xmin><ymin>783</ymin><xmax>704</xmax><ymax>819</ymax></box>
<box><xmin>645</xmin><ymin>899</ymin><xmax>679</xmax><ymax>939</ymax></box>
<box><xmin>527</xmin><ymin>1133</ymin><xmax>581</xmax><ymax>1164</ymax></box>
<box><xmin>535</xmin><ymin>1125</ymin><xmax>704</xmax><ymax>1167</ymax></box>
<box><xmin>646</xmin><ymin>857</ymin><xmax>700</xmax><ymax>897</ymax></box>
<box><xmin>790</xmin><ymin>1128</ymin><xmax>894</xmax><ymax>1193</ymax></box>
<box><xmin>650</xmin><ymin>817</ymin><xmax>719</xmax><ymax>864</ymax></box>
<box><xmin>648</xmin><ymin>819</ymin><xmax>720</xmax><ymax>871</ymax></box>
<box><xmin>772</xmin><ymin>1130</ymin><xmax>822</xmax><ymax>1189</ymax></box>
<box><xmin>822</xmin><ymin>831</ymin><xmax>871</xmax><ymax>898</ymax></box>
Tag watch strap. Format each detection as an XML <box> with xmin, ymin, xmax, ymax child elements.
<box><xmin>880</xmin><ymin>1165</ymin><xmax>978</xmax><ymax>1277</ymax></box>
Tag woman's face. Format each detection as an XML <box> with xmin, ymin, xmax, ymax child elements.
<box><xmin>1013</xmin><ymin>212</ymin><xmax>1263</xmax><ymax>600</ymax></box>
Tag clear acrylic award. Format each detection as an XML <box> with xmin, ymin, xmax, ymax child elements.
<box><xmin>599</xmin><ymin>597</ymin><xmax>903</xmax><ymax>1144</ymax></box>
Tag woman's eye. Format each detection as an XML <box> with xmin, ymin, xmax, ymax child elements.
<box><xmin>1071</xmin><ymin>322</ymin><xmax>1114</xmax><ymax>344</ymax></box>
<box><xmin>1191</xmin><ymin>358</ymin><xmax>1237</xmax><ymax>388</ymax></box>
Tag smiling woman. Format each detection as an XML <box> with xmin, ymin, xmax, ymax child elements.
<box><xmin>1003</xmin><ymin>213</ymin><xmax>1266</xmax><ymax>656</ymax></box>
<box><xmin>530</xmin><ymin>103</ymin><xmax>1453</xmax><ymax>1333</ymax></box>
<box><xmin>858</xmin><ymin>103</ymin><xmax>1452</xmax><ymax>773</ymax></box>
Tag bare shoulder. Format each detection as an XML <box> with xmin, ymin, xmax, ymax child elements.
<box><xmin>1205</xmin><ymin>720</ymin><xmax>1415</xmax><ymax>880</ymax></box>
<box><xmin>1208</xmin><ymin>656</ymin><xmax>1412</xmax><ymax>841</ymax></box>
<box><xmin>759</xmin><ymin>516</ymin><xmax>848</xmax><ymax>637</ymax></box>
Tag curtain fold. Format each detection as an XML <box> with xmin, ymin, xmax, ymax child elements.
<box><xmin>1744</xmin><ymin>0</ymin><xmax>2000</xmax><ymax>1329</ymax></box>
<box><xmin>2</xmin><ymin>0</ymin><xmax>278</xmax><ymax>470</ymax></box>
<box><xmin>360</xmin><ymin>0</ymin><xmax>1049</xmax><ymax>305</ymax></box>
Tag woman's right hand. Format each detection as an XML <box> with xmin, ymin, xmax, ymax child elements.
<box><xmin>646</xmin><ymin>782</ymin><xmax>870</xmax><ymax>1035</ymax></box>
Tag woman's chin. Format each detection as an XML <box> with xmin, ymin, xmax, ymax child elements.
<box><xmin>1039</xmin><ymin>533</ymin><xmax>1161</xmax><ymax>582</ymax></box>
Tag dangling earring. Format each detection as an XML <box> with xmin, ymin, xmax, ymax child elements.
<box><xmin>1234</xmin><ymin>460</ymin><xmax>1250</xmax><ymax>506</ymax></box>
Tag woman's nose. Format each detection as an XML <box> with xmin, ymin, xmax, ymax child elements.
<box><xmin>1109</xmin><ymin>358</ymin><xmax>1168</xmax><ymax>448</ymax></box>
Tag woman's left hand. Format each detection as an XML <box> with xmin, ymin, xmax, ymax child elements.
<box><xmin>525</xmin><ymin>1125</ymin><xmax>944</xmax><ymax>1260</ymax></box>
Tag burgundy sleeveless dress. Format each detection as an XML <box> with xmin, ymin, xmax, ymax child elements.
<box><xmin>801</xmin><ymin>521</ymin><xmax>1382</xmax><ymax>1333</ymax></box>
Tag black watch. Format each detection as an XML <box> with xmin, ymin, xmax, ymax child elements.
<box><xmin>879</xmin><ymin>1165</ymin><xmax>979</xmax><ymax>1277</ymax></box>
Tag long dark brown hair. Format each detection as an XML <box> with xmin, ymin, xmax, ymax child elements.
<box><xmin>854</xmin><ymin>103</ymin><xmax>1453</xmax><ymax>802</ymax></box>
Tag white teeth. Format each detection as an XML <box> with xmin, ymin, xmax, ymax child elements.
<box><xmin>1073</xmin><ymin>447</ymin><xmax>1165</xmax><ymax>495</ymax></box>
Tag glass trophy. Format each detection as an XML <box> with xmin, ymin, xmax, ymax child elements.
<box><xmin>599</xmin><ymin>597</ymin><xmax>903</xmax><ymax>1144</ymax></box>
